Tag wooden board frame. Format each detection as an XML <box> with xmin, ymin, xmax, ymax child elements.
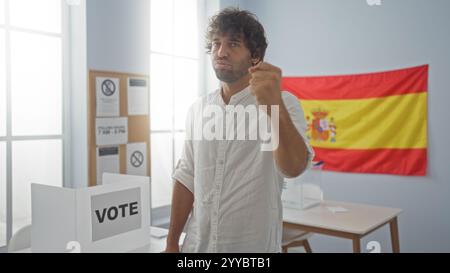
<box><xmin>88</xmin><ymin>70</ymin><xmax>151</xmax><ymax>187</ymax></box>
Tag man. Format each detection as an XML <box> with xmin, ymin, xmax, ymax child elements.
<box><xmin>165</xmin><ymin>7</ymin><xmax>314</xmax><ymax>253</ymax></box>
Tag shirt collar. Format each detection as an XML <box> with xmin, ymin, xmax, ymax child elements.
<box><xmin>219</xmin><ymin>85</ymin><xmax>252</xmax><ymax>106</ymax></box>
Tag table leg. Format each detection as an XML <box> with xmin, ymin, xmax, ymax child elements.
<box><xmin>303</xmin><ymin>240</ymin><xmax>312</xmax><ymax>253</ymax></box>
<box><xmin>389</xmin><ymin>217</ymin><xmax>400</xmax><ymax>253</ymax></box>
<box><xmin>352</xmin><ymin>237</ymin><xmax>361</xmax><ymax>253</ymax></box>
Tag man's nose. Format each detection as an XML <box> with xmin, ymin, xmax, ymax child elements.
<box><xmin>217</xmin><ymin>44</ymin><xmax>229</xmax><ymax>58</ymax></box>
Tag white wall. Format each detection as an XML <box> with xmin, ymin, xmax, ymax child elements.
<box><xmin>87</xmin><ymin>0</ymin><xmax>150</xmax><ymax>74</ymax></box>
<box><xmin>224</xmin><ymin>0</ymin><xmax>450</xmax><ymax>252</ymax></box>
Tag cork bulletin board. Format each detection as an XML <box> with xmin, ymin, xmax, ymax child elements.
<box><xmin>88</xmin><ymin>70</ymin><xmax>151</xmax><ymax>187</ymax></box>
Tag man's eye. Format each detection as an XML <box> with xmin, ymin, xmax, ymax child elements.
<box><xmin>230</xmin><ymin>42</ymin><xmax>239</xmax><ymax>47</ymax></box>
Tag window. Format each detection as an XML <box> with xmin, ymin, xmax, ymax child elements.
<box><xmin>12</xmin><ymin>140</ymin><xmax>62</xmax><ymax>233</ymax></box>
<box><xmin>0</xmin><ymin>0</ymin><xmax>5</xmax><ymax>25</ymax></box>
<box><xmin>149</xmin><ymin>0</ymin><xmax>201</xmax><ymax>216</ymax></box>
<box><xmin>0</xmin><ymin>0</ymin><xmax>66</xmax><ymax>250</ymax></box>
<box><xmin>10</xmin><ymin>31</ymin><xmax>62</xmax><ymax>136</ymax></box>
<box><xmin>0</xmin><ymin>142</ymin><xmax>6</xmax><ymax>247</ymax></box>
<box><xmin>0</xmin><ymin>28</ymin><xmax>5</xmax><ymax>137</ymax></box>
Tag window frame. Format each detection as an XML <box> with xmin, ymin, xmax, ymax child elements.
<box><xmin>0</xmin><ymin>0</ymin><xmax>70</xmax><ymax>252</ymax></box>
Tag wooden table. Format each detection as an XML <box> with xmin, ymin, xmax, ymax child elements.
<box><xmin>283</xmin><ymin>200</ymin><xmax>402</xmax><ymax>253</ymax></box>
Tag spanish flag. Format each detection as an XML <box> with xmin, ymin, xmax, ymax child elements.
<box><xmin>282</xmin><ymin>65</ymin><xmax>428</xmax><ymax>176</ymax></box>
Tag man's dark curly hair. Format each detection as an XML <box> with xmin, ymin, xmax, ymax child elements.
<box><xmin>205</xmin><ymin>7</ymin><xmax>268</xmax><ymax>61</ymax></box>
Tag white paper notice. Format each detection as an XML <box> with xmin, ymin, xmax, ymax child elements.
<box><xmin>126</xmin><ymin>142</ymin><xmax>147</xmax><ymax>176</ymax></box>
<box><xmin>127</xmin><ymin>77</ymin><xmax>149</xmax><ymax>116</ymax></box>
<box><xmin>96</xmin><ymin>117</ymin><xmax>128</xmax><ymax>145</ymax></box>
<box><xmin>96</xmin><ymin>77</ymin><xmax>120</xmax><ymax>117</ymax></box>
<box><xmin>96</xmin><ymin>146</ymin><xmax>120</xmax><ymax>185</ymax></box>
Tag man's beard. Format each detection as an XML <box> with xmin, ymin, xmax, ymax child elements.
<box><xmin>214</xmin><ymin>59</ymin><xmax>252</xmax><ymax>83</ymax></box>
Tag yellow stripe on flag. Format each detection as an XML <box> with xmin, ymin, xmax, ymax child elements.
<box><xmin>300</xmin><ymin>92</ymin><xmax>427</xmax><ymax>149</ymax></box>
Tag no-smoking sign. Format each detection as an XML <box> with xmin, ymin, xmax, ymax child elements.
<box><xmin>101</xmin><ymin>79</ymin><xmax>116</xmax><ymax>96</ymax></box>
<box><xmin>130</xmin><ymin>151</ymin><xmax>144</xmax><ymax>168</ymax></box>
<box><xmin>127</xmin><ymin>143</ymin><xmax>147</xmax><ymax>176</ymax></box>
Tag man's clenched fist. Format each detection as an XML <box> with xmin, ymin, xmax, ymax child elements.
<box><xmin>248</xmin><ymin>62</ymin><xmax>283</xmax><ymax>108</ymax></box>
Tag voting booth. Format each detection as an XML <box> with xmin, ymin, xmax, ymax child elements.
<box><xmin>30</xmin><ymin>175</ymin><xmax>150</xmax><ymax>253</ymax></box>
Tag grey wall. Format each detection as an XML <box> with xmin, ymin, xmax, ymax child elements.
<box><xmin>220</xmin><ymin>0</ymin><xmax>450</xmax><ymax>252</ymax></box>
<box><xmin>87</xmin><ymin>0</ymin><xmax>150</xmax><ymax>74</ymax></box>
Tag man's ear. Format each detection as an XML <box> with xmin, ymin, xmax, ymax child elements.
<box><xmin>251</xmin><ymin>57</ymin><xmax>261</xmax><ymax>66</ymax></box>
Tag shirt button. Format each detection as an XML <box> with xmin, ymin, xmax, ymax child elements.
<box><xmin>218</xmin><ymin>160</ymin><xmax>224</xmax><ymax>164</ymax></box>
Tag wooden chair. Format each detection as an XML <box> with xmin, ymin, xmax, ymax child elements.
<box><xmin>282</xmin><ymin>226</ymin><xmax>312</xmax><ymax>253</ymax></box>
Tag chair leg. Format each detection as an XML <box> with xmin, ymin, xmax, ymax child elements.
<box><xmin>303</xmin><ymin>240</ymin><xmax>312</xmax><ymax>253</ymax></box>
<box><xmin>282</xmin><ymin>246</ymin><xmax>288</xmax><ymax>253</ymax></box>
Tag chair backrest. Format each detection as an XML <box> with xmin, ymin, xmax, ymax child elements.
<box><xmin>8</xmin><ymin>224</ymin><xmax>31</xmax><ymax>252</ymax></box>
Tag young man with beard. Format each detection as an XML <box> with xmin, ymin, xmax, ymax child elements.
<box><xmin>165</xmin><ymin>7</ymin><xmax>314</xmax><ymax>253</ymax></box>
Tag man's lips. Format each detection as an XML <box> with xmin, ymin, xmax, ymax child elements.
<box><xmin>214</xmin><ymin>61</ymin><xmax>232</xmax><ymax>69</ymax></box>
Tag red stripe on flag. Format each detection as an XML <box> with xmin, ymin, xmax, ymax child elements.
<box><xmin>312</xmin><ymin>147</ymin><xmax>427</xmax><ymax>176</ymax></box>
<box><xmin>282</xmin><ymin>65</ymin><xmax>428</xmax><ymax>100</ymax></box>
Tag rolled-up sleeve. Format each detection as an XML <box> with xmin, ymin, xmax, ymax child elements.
<box><xmin>279</xmin><ymin>91</ymin><xmax>315</xmax><ymax>175</ymax></box>
<box><xmin>172</xmin><ymin>106</ymin><xmax>195</xmax><ymax>194</ymax></box>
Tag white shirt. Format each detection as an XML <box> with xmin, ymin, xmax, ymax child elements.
<box><xmin>172</xmin><ymin>86</ymin><xmax>314</xmax><ymax>253</ymax></box>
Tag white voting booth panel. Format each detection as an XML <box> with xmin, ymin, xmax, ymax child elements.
<box><xmin>31</xmin><ymin>176</ymin><xmax>150</xmax><ymax>253</ymax></box>
<box><xmin>102</xmin><ymin>173</ymin><xmax>152</xmax><ymax>227</ymax></box>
